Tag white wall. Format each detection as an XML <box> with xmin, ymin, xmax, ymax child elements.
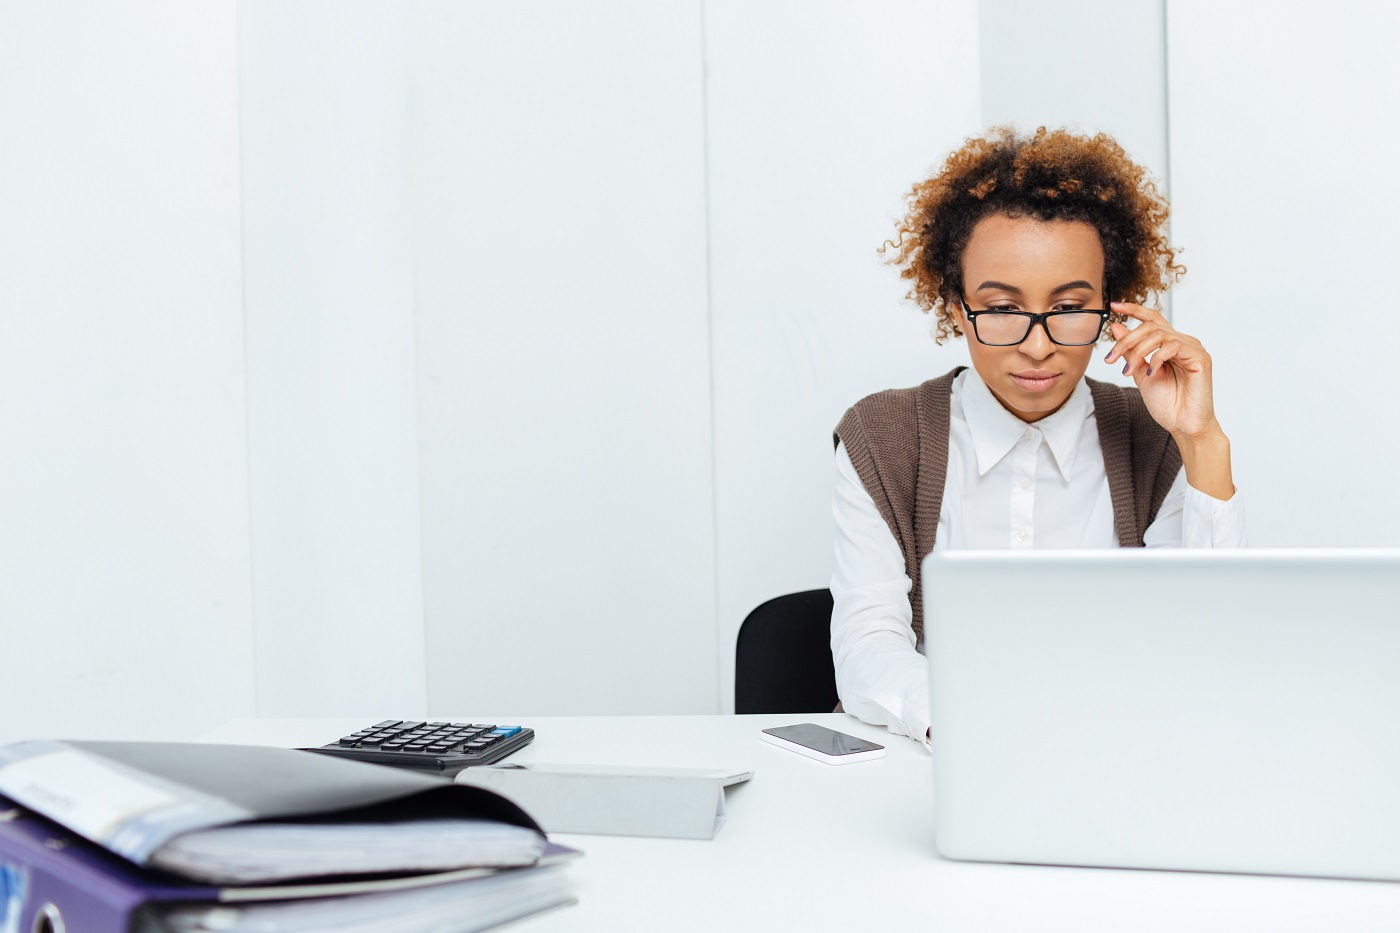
<box><xmin>979</xmin><ymin>0</ymin><xmax>1170</xmax><ymax>191</ymax></box>
<box><xmin>980</xmin><ymin>0</ymin><xmax>1172</xmax><ymax>325</ymax></box>
<box><xmin>408</xmin><ymin>1</ymin><xmax>718</xmax><ymax>716</ymax></box>
<box><xmin>706</xmin><ymin>0</ymin><xmax>982</xmax><ymax>711</ymax></box>
<box><xmin>0</xmin><ymin>1</ymin><xmax>255</xmax><ymax>742</ymax></box>
<box><xmin>1165</xmin><ymin>0</ymin><xmax>1400</xmax><ymax>546</ymax></box>
<box><xmin>238</xmin><ymin>1</ymin><xmax>428</xmax><ymax>718</ymax></box>
<box><xmin>3</xmin><ymin>2</ymin><xmax>1394</xmax><ymax>742</ymax></box>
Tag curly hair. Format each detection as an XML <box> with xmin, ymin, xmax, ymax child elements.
<box><xmin>881</xmin><ymin>126</ymin><xmax>1185</xmax><ymax>343</ymax></box>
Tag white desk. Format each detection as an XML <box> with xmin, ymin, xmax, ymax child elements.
<box><xmin>200</xmin><ymin>714</ymin><xmax>1400</xmax><ymax>932</ymax></box>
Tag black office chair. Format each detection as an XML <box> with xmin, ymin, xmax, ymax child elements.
<box><xmin>734</xmin><ymin>588</ymin><xmax>839</xmax><ymax>714</ymax></box>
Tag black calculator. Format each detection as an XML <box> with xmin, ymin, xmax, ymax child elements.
<box><xmin>307</xmin><ymin>719</ymin><xmax>534</xmax><ymax>774</ymax></box>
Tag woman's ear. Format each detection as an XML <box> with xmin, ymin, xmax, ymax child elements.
<box><xmin>951</xmin><ymin>293</ymin><xmax>968</xmax><ymax>327</ymax></box>
<box><xmin>947</xmin><ymin>297</ymin><xmax>967</xmax><ymax>338</ymax></box>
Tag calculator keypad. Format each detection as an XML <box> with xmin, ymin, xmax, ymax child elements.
<box><xmin>310</xmin><ymin>720</ymin><xmax>533</xmax><ymax>773</ymax></box>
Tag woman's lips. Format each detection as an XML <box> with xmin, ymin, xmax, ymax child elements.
<box><xmin>1011</xmin><ymin>371</ymin><xmax>1059</xmax><ymax>392</ymax></box>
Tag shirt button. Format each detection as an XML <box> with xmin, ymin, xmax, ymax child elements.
<box><xmin>1017</xmin><ymin>476</ymin><xmax>1032</xmax><ymax>489</ymax></box>
<box><xmin>1016</xmin><ymin>530</ymin><xmax>1028</xmax><ymax>542</ymax></box>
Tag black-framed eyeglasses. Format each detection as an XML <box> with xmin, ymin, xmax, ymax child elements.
<box><xmin>960</xmin><ymin>299</ymin><xmax>1110</xmax><ymax>347</ymax></box>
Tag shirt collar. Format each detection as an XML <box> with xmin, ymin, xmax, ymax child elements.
<box><xmin>958</xmin><ymin>367</ymin><xmax>1094</xmax><ymax>480</ymax></box>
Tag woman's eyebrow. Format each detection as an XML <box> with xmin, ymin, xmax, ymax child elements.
<box><xmin>975</xmin><ymin>280</ymin><xmax>1022</xmax><ymax>293</ymax></box>
<box><xmin>975</xmin><ymin>279</ymin><xmax>1095</xmax><ymax>293</ymax></box>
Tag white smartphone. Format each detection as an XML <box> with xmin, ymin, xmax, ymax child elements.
<box><xmin>759</xmin><ymin>723</ymin><xmax>886</xmax><ymax>765</ymax></box>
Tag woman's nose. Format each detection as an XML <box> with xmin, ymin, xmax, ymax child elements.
<box><xmin>1020</xmin><ymin>320</ymin><xmax>1055</xmax><ymax>359</ymax></box>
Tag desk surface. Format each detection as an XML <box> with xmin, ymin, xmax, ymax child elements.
<box><xmin>200</xmin><ymin>714</ymin><xmax>1400</xmax><ymax>932</ymax></box>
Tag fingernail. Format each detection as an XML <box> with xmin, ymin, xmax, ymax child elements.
<box><xmin>1146</xmin><ymin>366</ymin><xmax>1153</xmax><ymax>377</ymax></box>
<box><xmin>1104</xmin><ymin>351</ymin><xmax>1112</xmax><ymax>362</ymax></box>
<box><xmin>1122</xmin><ymin>361</ymin><xmax>1130</xmax><ymax>375</ymax></box>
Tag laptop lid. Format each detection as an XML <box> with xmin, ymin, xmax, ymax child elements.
<box><xmin>923</xmin><ymin>547</ymin><xmax>1400</xmax><ymax>881</ymax></box>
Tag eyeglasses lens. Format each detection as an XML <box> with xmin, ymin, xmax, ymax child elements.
<box><xmin>976</xmin><ymin>312</ymin><xmax>1103</xmax><ymax>346</ymax></box>
<box><xmin>1047</xmin><ymin>312</ymin><xmax>1105</xmax><ymax>345</ymax></box>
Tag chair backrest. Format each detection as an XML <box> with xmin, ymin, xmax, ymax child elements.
<box><xmin>734</xmin><ymin>589</ymin><xmax>838</xmax><ymax>714</ymax></box>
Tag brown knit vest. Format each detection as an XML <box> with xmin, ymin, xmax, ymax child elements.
<box><xmin>834</xmin><ymin>367</ymin><xmax>1181</xmax><ymax>638</ymax></box>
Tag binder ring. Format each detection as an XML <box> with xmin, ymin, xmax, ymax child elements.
<box><xmin>32</xmin><ymin>903</ymin><xmax>65</xmax><ymax>933</ymax></box>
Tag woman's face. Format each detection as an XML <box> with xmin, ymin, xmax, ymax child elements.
<box><xmin>956</xmin><ymin>213</ymin><xmax>1107</xmax><ymax>423</ymax></box>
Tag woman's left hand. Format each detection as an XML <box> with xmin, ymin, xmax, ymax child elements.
<box><xmin>1103</xmin><ymin>301</ymin><xmax>1235</xmax><ymax>501</ymax></box>
<box><xmin>1102</xmin><ymin>301</ymin><xmax>1219</xmax><ymax>441</ymax></box>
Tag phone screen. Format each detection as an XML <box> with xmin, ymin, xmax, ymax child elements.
<box><xmin>762</xmin><ymin>724</ymin><xmax>884</xmax><ymax>756</ymax></box>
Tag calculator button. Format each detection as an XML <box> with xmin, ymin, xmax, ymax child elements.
<box><xmin>428</xmin><ymin>722</ymin><xmax>449</xmax><ymax>727</ymax></box>
<box><xmin>360</xmin><ymin>737</ymin><xmax>386</xmax><ymax>747</ymax></box>
<box><xmin>338</xmin><ymin>737</ymin><xmax>360</xmax><ymax>746</ymax></box>
<box><xmin>372</xmin><ymin>720</ymin><xmax>402</xmax><ymax>729</ymax></box>
<box><xmin>464</xmin><ymin>740</ymin><xmax>488</xmax><ymax>751</ymax></box>
<box><xmin>491</xmin><ymin>727</ymin><xmax>523</xmax><ymax>737</ymax></box>
<box><xmin>382</xmin><ymin>742</ymin><xmax>406</xmax><ymax>750</ymax></box>
<box><xmin>396</xmin><ymin>721</ymin><xmax>426</xmax><ymax>731</ymax></box>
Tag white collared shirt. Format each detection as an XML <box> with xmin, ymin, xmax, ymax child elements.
<box><xmin>830</xmin><ymin>368</ymin><xmax>1247</xmax><ymax>746</ymax></box>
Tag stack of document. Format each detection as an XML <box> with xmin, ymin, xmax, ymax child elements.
<box><xmin>149</xmin><ymin>816</ymin><xmax>546</xmax><ymax>883</ymax></box>
<box><xmin>141</xmin><ymin>865</ymin><xmax>571</xmax><ymax>933</ymax></box>
<box><xmin>0</xmin><ymin>739</ymin><xmax>580</xmax><ymax>933</ymax></box>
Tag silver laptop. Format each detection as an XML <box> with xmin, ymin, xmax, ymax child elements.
<box><xmin>923</xmin><ymin>547</ymin><xmax>1400</xmax><ymax>881</ymax></box>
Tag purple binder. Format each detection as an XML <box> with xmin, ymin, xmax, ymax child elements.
<box><xmin>0</xmin><ymin>807</ymin><xmax>217</xmax><ymax>933</ymax></box>
<box><xmin>0</xmin><ymin>805</ymin><xmax>581</xmax><ymax>933</ymax></box>
<box><xmin>0</xmin><ymin>742</ymin><xmax>573</xmax><ymax>932</ymax></box>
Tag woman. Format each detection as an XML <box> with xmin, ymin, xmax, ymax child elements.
<box><xmin>831</xmin><ymin>127</ymin><xmax>1246</xmax><ymax>746</ymax></box>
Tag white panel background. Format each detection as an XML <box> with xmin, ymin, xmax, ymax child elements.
<box><xmin>238</xmin><ymin>0</ymin><xmax>428</xmax><ymax>718</ymax></box>
<box><xmin>979</xmin><ymin>0</ymin><xmax>1170</xmax><ymax>193</ymax></box>
<box><xmin>980</xmin><ymin>0</ymin><xmax>1173</xmax><ymax>325</ymax></box>
<box><xmin>1166</xmin><ymin>0</ymin><xmax>1400</xmax><ymax>546</ymax></box>
<box><xmin>409</xmin><ymin>1</ymin><xmax>718</xmax><ymax>716</ymax></box>
<box><xmin>706</xmin><ymin>0</ymin><xmax>982</xmax><ymax>712</ymax></box>
<box><xmin>3</xmin><ymin>1</ymin><xmax>1396</xmax><ymax>741</ymax></box>
<box><xmin>0</xmin><ymin>2</ymin><xmax>254</xmax><ymax>742</ymax></box>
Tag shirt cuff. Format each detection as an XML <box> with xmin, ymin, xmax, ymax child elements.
<box><xmin>1181</xmin><ymin>484</ymin><xmax>1248</xmax><ymax>548</ymax></box>
<box><xmin>907</xmin><ymin>683</ymin><xmax>932</xmax><ymax>752</ymax></box>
